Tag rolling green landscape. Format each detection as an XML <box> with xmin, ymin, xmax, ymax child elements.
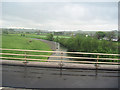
<box><xmin>2</xmin><ymin>34</ymin><xmax>52</xmax><ymax>61</ymax></box>
<box><xmin>1</xmin><ymin>29</ymin><xmax>120</xmax><ymax>63</ymax></box>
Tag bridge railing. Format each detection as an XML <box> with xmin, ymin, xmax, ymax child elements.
<box><xmin>0</xmin><ymin>48</ymin><xmax>120</xmax><ymax>66</ymax></box>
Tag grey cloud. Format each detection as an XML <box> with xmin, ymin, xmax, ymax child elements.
<box><xmin>2</xmin><ymin>2</ymin><xmax>118</xmax><ymax>30</ymax></box>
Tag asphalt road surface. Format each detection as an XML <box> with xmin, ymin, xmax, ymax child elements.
<box><xmin>32</xmin><ymin>38</ymin><xmax>69</xmax><ymax>61</ymax></box>
<box><xmin>2</xmin><ymin>65</ymin><xmax>119</xmax><ymax>88</ymax></box>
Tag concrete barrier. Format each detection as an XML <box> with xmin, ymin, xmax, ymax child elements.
<box><xmin>0</xmin><ymin>60</ymin><xmax>119</xmax><ymax>71</ymax></box>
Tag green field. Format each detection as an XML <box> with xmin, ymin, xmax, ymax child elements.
<box><xmin>2</xmin><ymin>34</ymin><xmax>52</xmax><ymax>61</ymax></box>
<box><xmin>9</xmin><ymin>33</ymin><xmax>71</xmax><ymax>39</ymax></box>
<box><xmin>1</xmin><ymin>33</ymin><xmax>70</xmax><ymax>62</ymax></box>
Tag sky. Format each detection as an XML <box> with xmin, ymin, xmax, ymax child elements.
<box><xmin>1</xmin><ymin>0</ymin><xmax>118</xmax><ymax>31</ymax></box>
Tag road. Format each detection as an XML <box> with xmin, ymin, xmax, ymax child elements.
<box><xmin>2</xmin><ymin>65</ymin><xmax>119</xmax><ymax>88</ymax></box>
<box><xmin>33</xmin><ymin>38</ymin><xmax>69</xmax><ymax>61</ymax></box>
<box><xmin>32</xmin><ymin>38</ymin><xmax>57</xmax><ymax>50</ymax></box>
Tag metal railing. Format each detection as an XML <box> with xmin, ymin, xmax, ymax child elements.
<box><xmin>0</xmin><ymin>48</ymin><xmax>120</xmax><ymax>66</ymax></box>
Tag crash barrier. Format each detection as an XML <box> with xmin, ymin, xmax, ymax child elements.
<box><xmin>0</xmin><ymin>48</ymin><xmax>119</xmax><ymax>69</ymax></box>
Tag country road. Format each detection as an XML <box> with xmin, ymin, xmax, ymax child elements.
<box><xmin>33</xmin><ymin>38</ymin><xmax>57</xmax><ymax>51</ymax></box>
<box><xmin>33</xmin><ymin>38</ymin><xmax>69</xmax><ymax>61</ymax></box>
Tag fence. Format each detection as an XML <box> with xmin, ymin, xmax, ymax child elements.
<box><xmin>0</xmin><ymin>48</ymin><xmax>120</xmax><ymax>68</ymax></box>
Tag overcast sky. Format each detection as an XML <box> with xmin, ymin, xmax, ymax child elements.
<box><xmin>1</xmin><ymin>1</ymin><xmax>118</xmax><ymax>31</ymax></box>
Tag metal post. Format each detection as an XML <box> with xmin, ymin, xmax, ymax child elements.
<box><xmin>95</xmin><ymin>55</ymin><xmax>99</xmax><ymax>78</ymax></box>
<box><xmin>59</xmin><ymin>52</ymin><xmax>63</xmax><ymax>76</ymax></box>
<box><xmin>60</xmin><ymin>52</ymin><xmax>63</xmax><ymax>68</ymax></box>
<box><xmin>25</xmin><ymin>51</ymin><xmax>27</xmax><ymax>63</ymax></box>
<box><xmin>23</xmin><ymin>51</ymin><xmax>28</xmax><ymax>65</ymax></box>
<box><xmin>96</xmin><ymin>55</ymin><xmax>99</xmax><ymax>69</ymax></box>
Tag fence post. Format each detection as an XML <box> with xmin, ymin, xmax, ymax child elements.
<box><xmin>59</xmin><ymin>52</ymin><xmax>63</xmax><ymax>75</ymax></box>
<box><xmin>96</xmin><ymin>55</ymin><xmax>99</xmax><ymax>69</ymax></box>
<box><xmin>59</xmin><ymin>52</ymin><xmax>63</xmax><ymax>69</ymax></box>
<box><xmin>23</xmin><ymin>51</ymin><xmax>28</xmax><ymax>64</ymax></box>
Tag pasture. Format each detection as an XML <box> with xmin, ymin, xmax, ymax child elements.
<box><xmin>2</xmin><ymin>35</ymin><xmax>52</xmax><ymax>61</ymax></box>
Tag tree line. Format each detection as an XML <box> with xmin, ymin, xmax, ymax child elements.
<box><xmin>54</xmin><ymin>34</ymin><xmax>119</xmax><ymax>62</ymax></box>
<box><xmin>55</xmin><ymin>34</ymin><xmax>119</xmax><ymax>54</ymax></box>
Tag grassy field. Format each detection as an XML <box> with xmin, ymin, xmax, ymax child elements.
<box><xmin>25</xmin><ymin>34</ymin><xmax>47</xmax><ymax>39</ymax></box>
<box><xmin>9</xmin><ymin>33</ymin><xmax>71</xmax><ymax>39</ymax></box>
<box><xmin>2</xmin><ymin>34</ymin><xmax>52</xmax><ymax>61</ymax></box>
<box><xmin>2</xmin><ymin>33</ymin><xmax>71</xmax><ymax>61</ymax></box>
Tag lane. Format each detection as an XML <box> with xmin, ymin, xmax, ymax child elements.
<box><xmin>2</xmin><ymin>65</ymin><xmax>119</xmax><ymax>88</ymax></box>
<box><xmin>32</xmin><ymin>38</ymin><xmax>69</xmax><ymax>61</ymax></box>
<box><xmin>32</xmin><ymin>38</ymin><xmax>57</xmax><ymax>51</ymax></box>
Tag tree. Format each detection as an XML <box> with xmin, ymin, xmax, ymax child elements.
<box><xmin>106</xmin><ymin>31</ymin><xmax>116</xmax><ymax>41</ymax></box>
<box><xmin>9</xmin><ymin>29</ymin><xmax>14</xmax><ymax>32</ymax></box>
<box><xmin>95</xmin><ymin>31</ymin><xmax>106</xmax><ymax>39</ymax></box>
<box><xmin>55</xmin><ymin>36</ymin><xmax>59</xmax><ymax>42</ymax></box>
<box><xmin>46</xmin><ymin>33</ymin><xmax>54</xmax><ymax>41</ymax></box>
<box><xmin>3</xmin><ymin>29</ymin><xmax>8</xmax><ymax>34</ymax></box>
<box><xmin>26</xmin><ymin>32</ymin><xmax>30</xmax><ymax>34</ymax></box>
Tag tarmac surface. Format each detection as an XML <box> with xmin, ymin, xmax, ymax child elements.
<box><xmin>32</xmin><ymin>38</ymin><xmax>57</xmax><ymax>51</ymax></box>
<box><xmin>2</xmin><ymin>65</ymin><xmax>119</xmax><ymax>88</ymax></box>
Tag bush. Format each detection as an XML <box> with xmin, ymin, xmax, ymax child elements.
<box><xmin>46</xmin><ymin>34</ymin><xmax>54</xmax><ymax>41</ymax></box>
